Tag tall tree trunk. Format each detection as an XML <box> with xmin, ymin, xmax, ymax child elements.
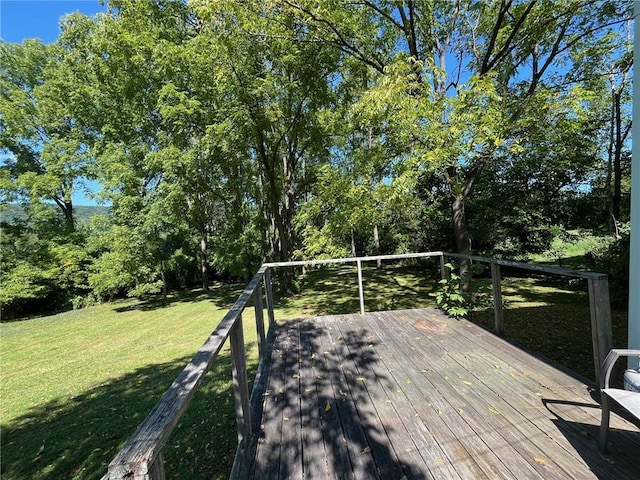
<box><xmin>373</xmin><ymin>224</ymin><xmax>381</xmax><ymax>268</ymax></box>
<box><xmin>606</xmin><ymin>87</ymin><xmax>615</xmax><ymax>231</ymax></box>
<box><xmin>160</xmin><ymin>259</ymin><xmax>167</xmax><ymax>299</ymax></box>
<box><xmin>612</xmin><ymin>89</ymin><xmax>622</xmax><ymax>223</ymax></box>
<box><xmin>53</xmin><ymin>196</ymin><xmax>75</xmax><ymax>232</ymax></box>
<box><xmin>351</xmin><ymin>228</ymin><xmax>357</xmax><ymax>257</ymax></box>
<box><xmin>447</xmin><ymin>158</ymin><xmax>486</xmax><ymax>295</ymax></box>
<box><xmin>199</xmin><ymin>231</ymin><xmax>209</xmax><ymax>291</ymax></box>
<box><xmin>451</xmin><ymin>195</ymin><xmax>471</xmax><ymax>295</ymax></box>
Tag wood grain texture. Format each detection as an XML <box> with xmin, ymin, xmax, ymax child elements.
<box><xmin>236</xmin><ymin>309</ymin><xmax>639</xmax><ymax>480</ymax></box>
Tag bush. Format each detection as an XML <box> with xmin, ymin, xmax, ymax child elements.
<box><xmin>587</xmin><ymin>224</ymin><xmax>630</xmax><ymax>307</ymax></box>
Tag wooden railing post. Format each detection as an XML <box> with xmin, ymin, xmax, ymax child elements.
<box><xmin>230</xmin><ymin>314</ymin><xmax>251</xmax><ymax>443</ymax></box>
<box><xmin>587</xmin><ymin>277</ymin><xmax>613</xmax><ymax>384</ymax></box>
<box><xmin>264</xmin><ymin>268</ymin><xmax>275</xmax><ymax>326</ymax></box>
<box><xmin>490</xmin><ymin>263</ymin><xmax>504</xmax><ymax>336</ymax></box>
<box><xmin>253</xmin><ymin>285</ymin><xmax>265</xmax><ymax>359</ymax></box>
<box><xmin>356</xmin><ymin>260</ymin><xmax>365</xmax><ymax>315</ymax></box>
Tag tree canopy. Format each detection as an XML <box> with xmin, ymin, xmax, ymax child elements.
<box><xmin>0</xmin><ymin>0</ymin><xmax>633</xmax><ymax>316</ymax></box>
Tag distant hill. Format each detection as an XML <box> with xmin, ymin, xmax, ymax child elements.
<box><xmin>0</xmin><ymin>204</ymin><xmax>110</xmax><ymax>224</ymax></box>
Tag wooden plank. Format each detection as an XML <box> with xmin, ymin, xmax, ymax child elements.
<box><xmin>241</xmin><ymin>308</ymin><xmax>638</xmax><ymax>480</ymax></box>
<box><xmin>251</xmin><ymin>325</ymin><xmax>288</xmax><ymax>478</ymax></box>
<box><xmin>253</xmin><ymin>288</ymin><xmax>265</xmax><ymax>360</ymax></box>
<box><xmin>361</xmin><ymin>313</ymin><xmax>480</xmax><ymax>479</ymax></box>
<box><xmin>297</xmin><ymin>319</ymin><xmax>331</xmax><ymax>478</ymax></box>
<box><xmin>230</xmin><ymin>326</ymin><xmax>279</xmax><ymax>479</ymax></box>
<box><xmin>404</xmin><ymin>309</ymin><xmax>639</xmax><ymax>480</ymax></box>
<box><xmin>334</xmin><ymin>314</ymin><xmax>459</xmax><ymax>479</ymax></box>
<box><xmin>264</xmin><ymin>268</ymin><xmax>275</xmax><ymax>326</ymax></box>
<box><xmin>440</xmin><ymin>254</ymin><xmax>450</xmax><ymax>280</ymax></box>
<box><xmin>315</xmin><ymin>316</ymin><xmax>381</xmax><ymax>479</ymax></box>
<box><xmin>384</xmin><ymin>310</ymin><xmax>580</xmax><ymax>479</ymax></box>
<box><xmin>365</xmin><ymin>312</ymin><xmax>534</xmax><ymax>479</ymax></box>
<box><xmin>264</xmin><ymin>251</ymin><xmax>443</xmax><ymax>268</ymax></box>
<box><xmin>455</xmin><ymin>317</ymin><xmax>640</xmax><ymax>455</ymax></box>
<box><xmin>397</xmin><ymin>310</ymin><xmax>598</xmax><ymax>479</ymax></box>
<box><xmin>356</xmin><ymin>260</ymin><xmax>365</xmax><ymax>315</ymax></box>
<box><xmin>278</xmin><ymin>324</ymin><xmax>304</xmax><ymax>479</ymax></box>
<box><xmin>446</xmin><ymin>253</ymin><xmax>607</xmax><ymax>279</ymax></box>
<box><xmin>329</xmin><ymin>315</ymin><xmax>420</xmax><ymax>479</ymax></box>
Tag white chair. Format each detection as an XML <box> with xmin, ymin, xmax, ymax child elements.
<box><xmin>599</xmin><ymin>349</ymin><xmax>640</xmax><ymax>452</ymax></box>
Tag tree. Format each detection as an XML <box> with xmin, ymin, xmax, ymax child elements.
<box><xmin>190</xmin><ymin>1</ymin><xmax>343</xmax><ymax>290</ymax></box>
<box><xmin>278</xmin><ymin>0</ymin><xmax>632</xmax><ymax>290</ymax></box>
<box><xmin>0</xmin><ymin>39</ymin><xmax>93</xmax><ymax>232</ymax></box>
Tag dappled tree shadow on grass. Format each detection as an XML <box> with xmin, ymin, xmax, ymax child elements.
<box><xmin>113</xmin><ymin>282</ymin><xmax>245</xmax><ymax>313</ymax></box>
<box><xmin>275</xmin><ymin>262</ymin><xmax>441</xmax><ymax>317</ymax></box>
<box><xmin>1</xmin><ymin>347</ymin><xmax>258</xmax><ymax>480</ymax></box>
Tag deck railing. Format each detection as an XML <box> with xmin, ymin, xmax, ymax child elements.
<box><xmin>100</xmin><ymin>251</ymin><xmax>611</xmax><ymax>479</ymax></box>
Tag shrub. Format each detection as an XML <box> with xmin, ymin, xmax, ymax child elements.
<box><xmin>587</xmin><ymin>223</ymin><xmax>630</xmax><ymax>307</ymax></box>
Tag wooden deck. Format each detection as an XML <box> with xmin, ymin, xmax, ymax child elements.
<box><xmin>234</xmin><ymin>308</ymin><xmax>639</xmax><ymax>479</ymax></box>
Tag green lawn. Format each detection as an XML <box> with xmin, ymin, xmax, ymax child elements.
<box><xmin>1</xmin><ymin>285</ymin><xmax>253</xmax><ymax>480</ymax></box>
<box><xmin>0</xmin><ymin>260</ymin><xmax>629</xmax><ymax>479</ymax></box>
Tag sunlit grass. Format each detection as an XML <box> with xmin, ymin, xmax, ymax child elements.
<box><xmin>0</xmin><ymin>285</ymin><xmax>257</xmax><ymax>480</ymax></box>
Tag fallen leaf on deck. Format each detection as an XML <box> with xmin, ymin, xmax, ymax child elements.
<box><xmin>325</xmin><ymin>401</ymin><xmax>331</xmax><ymax>412</ymax></box>
<box><xmin>362</xmin><ymin>446</ymin><xmax>371</xmax><ymax>454</ymax></box>
<box><xmin>462</xmin><ymin>381</ymin><xmax>473</xmax><ymax>386</ymax></box>
<box><xmin>534</xmin><ymin>457</ymin><xmax>546</xmax><ymax>465</ymax></box>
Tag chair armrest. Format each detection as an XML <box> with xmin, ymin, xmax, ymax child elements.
<box><xmin>601</xmin><ymin>349</ymin><xmax>640</xmax><ymax>389</ymax></box>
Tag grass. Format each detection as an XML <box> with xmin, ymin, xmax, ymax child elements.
<box><xmin>530</xmin><ymin>229</ymin><xmax>608</xmax><ymax>270</ymax></box>
<box><xmin>0</xmin><ymin>284</ymin><xmax>255</xmax><ymax>480</ymax></box>
<box><xmin>0</xmin><ymin>258</ymin><xmax>629</xmax><ymax>479</ymax></box>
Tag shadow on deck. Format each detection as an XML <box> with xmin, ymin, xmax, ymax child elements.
<box><xmin>233</xmin><ymin>308</ymin><xmax>639</xmax><ymax>480</ymax></box>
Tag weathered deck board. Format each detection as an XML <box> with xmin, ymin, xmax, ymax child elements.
<box><xmin>237</xmin><ymin>308</ymin><xmax>639</xmax><ymax>480</ymax></box>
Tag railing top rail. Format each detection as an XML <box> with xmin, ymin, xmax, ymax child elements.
<box><xmin>445</xmin><ymin>253</ymin><xmax>608</xmax><ymax>280</ymax></box>
<box><xmin>104</xmin><ymin>265</ymin><xmax>268</xmax><ymax>479</ymax></box>
<box><xmin>264</xmin><ymin>250</ymin><xmax>606</xmax><ymax>280</ymax></box>
<box><xmin>264</xmin><ymin>251</ymin><xmax>444</xmax><ymax>268</ymax></box>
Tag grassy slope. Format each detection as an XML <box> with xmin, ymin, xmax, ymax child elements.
<box><xmin>1</xmin><ymin>285</ymin><xmax>254</xmax><ymax>480</ymax></box>
<box><xmin>0</xmin><ymin>258</ymin><xmax>629</xmax><ymax>479</ymax></box>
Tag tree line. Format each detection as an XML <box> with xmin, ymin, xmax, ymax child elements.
<box><xmin>0</xmin><ymin>0</ymin><xmax>633</xmax><ymax>317</ymax></box>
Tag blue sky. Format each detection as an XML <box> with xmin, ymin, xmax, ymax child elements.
<box><xmin>0</xmin><ymin>0</ymin><xmax>106</xmax><ymax>44</ymax></box>
<box><xmin>1</xmin><ymin>0</ymin><xmax>107</xmax><ymax>205</ymax></box>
